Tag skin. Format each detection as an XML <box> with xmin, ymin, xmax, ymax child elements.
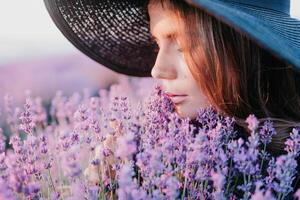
<box><xmin>148</xmin><ymin>2</ymin><xmax>210</xmax><ymax>120</ymax></box>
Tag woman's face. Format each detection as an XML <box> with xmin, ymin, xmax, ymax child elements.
<box><xmin>148</xmin><ymin>2</ymin><xmax>210</xmax><ymax>120</ymax></box>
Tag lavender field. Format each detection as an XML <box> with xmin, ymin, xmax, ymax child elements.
<box><xmin>0</xmin><ymin>76</ymin><xmax>300</xmax><ymax>199</ymax></box>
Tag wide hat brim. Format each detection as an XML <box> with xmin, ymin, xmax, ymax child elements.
<box><xmin>44</xmin><ymin>0</ymin><xmax>300</xmax><ymax>77</ymax></box>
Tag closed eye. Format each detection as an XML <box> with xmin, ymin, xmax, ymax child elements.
<box><xmin>150</xmin><ymin>35</ymin><xmax>158</xmax><ymax>43</ymax></box>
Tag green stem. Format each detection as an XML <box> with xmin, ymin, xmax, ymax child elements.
<box><xmin>225</xmin><ymin>159</ymin><xmax>233</xmax><ymax>195</ymax></box>
<box><xmin>278</xmin><ymin>193</ymin><xmax>282</xmax><ymax>200</ymax></box>
<box><xmin>181</xmin><ymin>175</ymin><xmax>188</xmax><ymax>200</ymax></box>
<box><xmin>260</xmin><ymin>144</ymin><xmax>267</xmax><ymax>172</ymax></box>
<box><xmin>48</xmin><ymin>169</ymin><xmax>57</xmax><ymax>192</ymax></box>
<box><xmin>248</xmin><ymin>175</ymin><xmax>251</xmax><ymax>184</ymax></box>
<box><xmin>203</xmin><ymin>180</ymin><xmax>208</xmax><ymax>191</ymax></box>
<box><xmin>243</xmin><ymin>173</ymin><xmax>247</xmax><ymax>185</ymax></box>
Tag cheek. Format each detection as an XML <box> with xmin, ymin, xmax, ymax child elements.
<box><xmin>183</xmin><ymin>67</ymin><xmax>200</xmax><ymax>93</ymax></box>
<box><xmin>177</xmin><ymin>50</ymin><xmax>209</xmax><ymax>103</ymax></box>
<box><xmin>177</xmin><ymin>54</ymin><xmax>193</xmax><ymax>80</ymax></box>
<box><xmin>186</xmin><ymin>73</ymin><xmax>210</xmax><ymax>106</ymax></box>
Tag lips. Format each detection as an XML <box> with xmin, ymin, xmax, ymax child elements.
<box><xmin>164</xmin><ymin>92</ymin><xmax>188</xmax><ymax>104</ymax></box>
<box><xmin>165</xmin><ymin>92</ymin><xmax>187</xmax><ymax>97</ymax></box>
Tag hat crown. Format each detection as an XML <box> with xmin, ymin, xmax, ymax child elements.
<box><xmin>226</xmin><ymin>0</ymin><xmax>290</xmax><ymax>14</ymax></box>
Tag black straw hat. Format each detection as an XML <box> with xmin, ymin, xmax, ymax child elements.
<box><xmin>44</xmin><ymin>0</ymin><xmax>300</xmax><ymax>77</ymax></box>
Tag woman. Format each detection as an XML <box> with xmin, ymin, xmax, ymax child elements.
<box><xmin>44</xmin><ymin>0</ymin><xmax>300</xmax><ymax>194</ymax></box>
<box><xmin>147</xmin><ymin>0</ymin><xmax>300</xmax><ymax>155</ymax></box>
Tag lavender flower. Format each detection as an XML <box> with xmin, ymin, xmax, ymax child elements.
<box><xmin>211</xmin><ymin>169</ymin><xmax>226</xmax><ymax>200</ymax></box>
<box><xmin>246</xmin><ymin>114</ymin><xmax>259</xmax><ymax>132</ymax></box>
<box><xmin>228</xmin><ymin>133</ymin><xmax>261</xmax><ymax>199</ymax></box>
<box><xmin>250</xmin><ymin>181</ymin><xmax>276</xmax><ymax>200</ymax></box>
<box><xmin>271</xmin><ymin>154</ymin><xmax>297</xmax><ymax>197</ymax></box>
<box><xmin>24</xmin><ymin>181</ymin><xmax>40</xmax><ymax>197</ymax></box>
<box><xmin>0</xmin><ymin>130</ymin><xmax>6</xmax><ymax>154</ymax></box>
<box><xmin>0</xmin><ymin>177</ymin><xmax>16</xmax><ymax>200</ymax></box>
<box><xmin>32</xmin><ymin>97</ymin><xmax>47</xmax><ymax>127</ymax></box>
<box><xmin>50</xmin><ymin>192</ymin><xmax>61</xmax><ymax>200</ymax></box>
<box><xmin>3</xmin><ymin>94</ymin><xmax>20</xmax><ymax>135</ymax></box>
<box><xmin>117</xmin><ymin>162</ymin><xmax>148</xmax><ymax>200</ymax></box>
<box><xmin>67</xmin><ymin>182</ymin><xmax>87</xmax><ymax>200</ymax></box>
<box><xmin>196</xmin><ymin>106</ymin><xmax>220</xmax><ymax>131</ymax></box>
<box><xmin>294</xmin><ymin>188</ymin><xmax>300</xmax><ymax>200</ymax></box>
<box><xmin>63</xmin><ymin>152</ymin><xmax>82</xmax><ymax>178</ymax></box>
<box><xmin>259</xmin><ymin>120</ymin><xmax>276</xmax><ymax>145</ymax></box>
<box><xmin>19</xmin><ymin>99</ymin><xmax>35</xmax><ymax>134</ymax></box>
<box><xmin>284</xmin><ymin>127</ymin><xmax>300</xmax><ymax>157</ymax></box>
<box><xmin>228</xmin><ymin>136</ymin><xmax>260</xmax><ymax>176</ymax></box>
<box><xmin>74</xmin><ymin>104</ymin><xmax>89</xmax><ymax>131</ymax></box>
<box><xmin>160</xmin><ymin>173</ymin><xmax>180</xmax><ymax>199</ymax></box>
<box><xmin>115</xmin><ymin>132</ymin><xmax>137</xmax><ymax>159</ymax></box>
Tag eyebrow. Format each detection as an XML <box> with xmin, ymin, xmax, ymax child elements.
<box><xmin>150</xmin><ymin>31</ymin><xmax>178</xmax><ymax>41</ymax></box>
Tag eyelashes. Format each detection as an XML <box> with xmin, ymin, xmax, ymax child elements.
<box><xmin>153</xmin><ymin>46</ymin><xmax>183</xmax><ymax>53</ymax></box>
<box><xmin>151</xmin><ymin>38</ymin><xmax>183</xmax><ymax>53</ymax></box>
<box><xmin>154</xmin><ymin>45</ymin><xmax>160</xmax><ymax>53</ymax></box>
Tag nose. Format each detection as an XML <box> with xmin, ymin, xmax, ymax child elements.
<box><xmin>151</xmin><ymin>48</ymin><xmax>177</xmax><ymax>80</ymax></box>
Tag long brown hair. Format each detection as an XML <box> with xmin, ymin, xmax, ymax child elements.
<box><xmin>148</xmin><ymin>0</ymin><xmax>300</xmax><ymax>155</ymax></box>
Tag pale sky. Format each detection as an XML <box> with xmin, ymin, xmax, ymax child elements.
<box><xmin>0</xmin><ymin>0</ymin><xmax>299</xmax><ymax>65</ymax></box>
<box><xmin>0</xmin><ymin>0</ymin><xmax>77</xmax><ymax>64</ymax></box>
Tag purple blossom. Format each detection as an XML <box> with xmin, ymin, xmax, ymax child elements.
<box><xmin>74</xmin><ymin>104</ymin><xmax>90</xmax><ymax>131</ymax></box>
<box><xmin>271</xmin><ymin>154</ymin><xmax>297</xmax><ymax>197</ymax></box>
<box><xmin>3</xmin><ymin>94</ymin><xmax>20</xmax><ymax>135</ymax></box>
<box><xmin>0</xmin><ymin>130</ymin><xmax>6</xmax><ymax>154</ymax></box>
<box><xmin>50</xmin><ymin>91</ymin><xmax>68</xmax><ymax>123</ymax></box>
<box><xmin>0</xmin><ymin>152</ymin><xmax>7</xmax><ymax>172</ymax></box>
<box><xmin>246</xmin><ymin>114</ymin><xmax>259</xmax><ymax>132</ymax></box>
<box><xmin>67</xmin><ymin>182</ymin><xmax>87</xmax><ymax>200</ymax></box>
<box><xmin>259</xmin><ymin>120</ymin><xmax>276</xmax><ymax>145</ymax></box>
<box><xmin>228</xmin><ymin>136</ymin><xmax>260</xmax><ymax>176</ymax></box>
<box><xmin>89</xmin><ymin>97</ymin><xmax>100</xmax><ymax>111</ymax></box>
<box><xmin>70</xmin><ymin>131</ymin><xmax>80</xmax><ymax>145</ymax></box>
<box><xmin>50</xmin><ymin>192</ymin><xmax>61</xmax><ymax>200</ymax></box>
<box><xmin>160</xmin><ymin>173</ymin><xmax>180</xmax><ymax>199</ymax></box>
<box><xmin>91</xmin><ymin>158</ymin><xmax>100</xmax><ymax>166</ymax></box>
<box><xmin>3</xmin><ymin>94</ymin><xmax>14</xmax><ymax>124</ymax></box>
<box><xmin>115</xmin><ymin>132</ymin><xmax>137</xmax><ymax>159</ymax></box>
<box><xmin>32</xmin><ymin>97</ymin><xmax>47</xmax><ymax>127</ymax></box>
<box><xmin>196</xmin><ymin>106</ymin><xmax>220</xmax><ymax>131</ymax></box>
<box><xmin>19</xmin><ymin>99</ymin><xmax>35</xmax><ymax>134</ymax></box>
<box><xmin>87</xmin><ymin>186</ymin><xmax>99</xmax><ymax>200</ymax></box>
<box><xmin>109</xmin><ymin>95</ymin><xmax>132</xmax><ymax>123</ymax></box>
<box><xmin>24</xmin><ymin>181</ymin><xmax>40</xmax><ymax>197</ymax></box>
<box><xmin>284</xmin><ymin>128</ymin><xmax>300</xmax><ymax>157</ymax></box>
<box><xmin>89</xmin><ymin>114</ymin><xmax>101</xmax><ymax>134</ymax></box>
<box><xmin>0</xmin><ymin>177</ymin><xmax>17</xmax><ymax>200</ymax></box>
<box><xmin>8</xmin><ymin>168</ymin><xmax>28</xmax><ymax>193</ymax></box>
<box><xmin>250</xmin><ymin>181</ymin><xmax>276</xmax><ymax>200</ymax></box>
<box><xmin>63</xmin><ymin>152</ymin><xmax>82</xmax><ymax>178</ymax></box>
<box><xmin>117</xmin><ymin>162</ymin><xmax>148</xmax><ymax>200</ymax></box>
<box><xmin>9</xmin><ymin>135</ymin><xmax>23</xmax><ymax>154</ymax></box>
<box><xmin>294</xmin><ymin>188</ymin><xmax>300</xmax><ymax>200</ymax></box>
<box><xmin>211</xmin><ymin>170</ymin><xmax>226</xmax><ymax>200</ymax></box>
<box><xmin>44</xmin><ymin>158</ymin><xmax>53</xmax><ymax>170</ymax></box>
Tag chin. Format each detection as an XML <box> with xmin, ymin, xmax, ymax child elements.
<box><xmin>175</xmin><ymin>105</ymin><xmax>198</xmax><ymax>120</ymax></box>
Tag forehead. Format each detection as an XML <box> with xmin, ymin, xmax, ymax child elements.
<box><xmin>148</xmin><ymin>2</ymin><xmax>180</xmax><ymax>39</ymax></box>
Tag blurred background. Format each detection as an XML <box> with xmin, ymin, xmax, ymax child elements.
<box><xmin>0</xmin><ymin>0</ymin><xmax>156</xmax><ymax>111</ymax></box>
<box><xmin>0</xmin><ymin>0</ymin><xmax>299</xmax><ymax>106</ymax></box>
